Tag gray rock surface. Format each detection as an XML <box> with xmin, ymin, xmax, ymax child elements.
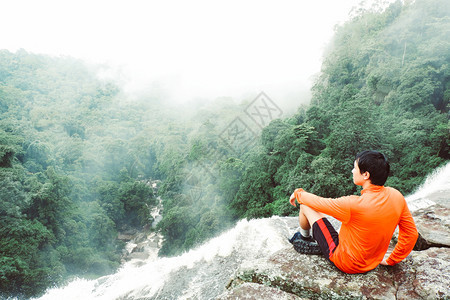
<box><xmin>219</xmin><ymin>247</ymin><xmax>449</xmax><ymax>299</ymax></box>
<box><xmin>219</xmin><ymin>205</ymin><xmax>450</xmax><ymax>299</ymax></box>
<box><xmin>217</xmin><ymin>282</ymin><xmax>306</xmax><ymax>300</ymax></box>
<box><xmin>394</xmin><ymin>248</ymin><xmax>450</xmax><ymax>299</ymax></box>
<box><xmin>413</xmin><ymin>204</ymin><xmax>450</xmax><ymax>248</ymax></box>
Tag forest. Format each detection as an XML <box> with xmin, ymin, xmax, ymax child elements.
<box><xmin>0</xmin><ymin>0</ymin><xmax>449</xmax><ymax>298</ymax></box>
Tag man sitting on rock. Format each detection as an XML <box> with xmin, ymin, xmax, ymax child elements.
<box><xmin>288</xmin><ymin>150</ymin><xmax>418</xmax><ymax>274</ymax></box>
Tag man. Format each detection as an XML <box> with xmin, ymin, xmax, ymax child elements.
<box><xmin>288</xmin><ymin>150</ymin><xmax>418</xmax><ymax>274</ymax></box>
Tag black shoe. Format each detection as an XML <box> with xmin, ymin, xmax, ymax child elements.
<box><xmin>288</xmin><ymin>231</ymin><xmax>302</xmax><ymax>244</ymax></box>
<box><xmin>288</xmin><ymin>231</ymin><xmax>315</xmax><ymax>243</ymax></box>
<box><xmin>292</xmin><ymin>239</ymin><xmax>322</xmax><ymax>255</ymax></box>
<box><xmin>289</xmin><ymin>232</ymin><xmax>322</xmax><ymax>255</ymax></box>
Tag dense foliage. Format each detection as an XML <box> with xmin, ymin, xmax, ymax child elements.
<box><xmin>0</xmin><ymin>0</ymin><xmax>448</xmax><ymax>298</ymax></box>
<box><xmin>230</xmin><ymin>0</ymin><xmax>450</xmax><ymax>218</ymax></box>
<box><xmin>0</xmin><ymin>51</ymin><xmax>160</xmax><ymax>298</ymax></box>
<box><xmin>156</xmin><ymin>0</ymin><xmax>449</xmax><ymax>255</ymax></box>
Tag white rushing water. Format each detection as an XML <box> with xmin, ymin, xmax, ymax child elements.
<box><xmin>38</xmin><ymin>217</ymin><xmax>298</xmax><ymax>300</ymax></box>
<box><xmin>37</xmin><ymin>162</ymin><xmax>450</xmax><ymax>300</ymax></box>
<box><xmin>405</xmin><ymin>161</ymin><xmax>450</xmax><ymax>211</ymax></box>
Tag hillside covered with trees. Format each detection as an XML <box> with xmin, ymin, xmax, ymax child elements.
<box><xmin>0</xmin><ymin>51</ymin><xmax>166</xmax><ymax>298</ymax></box>
<box><xmin>0</xmin><ymin>0</ymin><xmax>448</xmax><ymax>298</ymax></box>
<box><xmin>156</xmin><ymin>0</ymin><xmax>449</xmax><ymax>257</ymax></box>
<box><xmin>229</xmin><ymin>0</ymin><xmax>450</xmax><ymax>217</ymax></box>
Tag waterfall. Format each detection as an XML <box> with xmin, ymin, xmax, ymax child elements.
<box><xmin>37</xmin><ymin>162</ymin><xmax>450</xmax><ymax>300</ymax></box>
<box><xmin>38</xmin><ymin>217</ymin><xmax>298</xmax><ymax>300</ymax></box>
<box><xmin>405</xmin><ymin>161</ymin><xmax>450</xmax><ymax>212</ymax></box>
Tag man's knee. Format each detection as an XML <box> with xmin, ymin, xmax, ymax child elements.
<box><xmin>300</xmin><ymin>204</ymin><xmax>326</xmax><ymax>227</ymax></box>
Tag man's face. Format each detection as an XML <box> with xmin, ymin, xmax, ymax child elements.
<box><xmin>352</xmin><ymin>160</ymin><xmax>365</xmax><ymax>186</ymax></box>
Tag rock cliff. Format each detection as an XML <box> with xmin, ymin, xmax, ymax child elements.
<box><xmin>218</xmin><ymin>204</ymin><xmax>450</xmax><ymax>299</ymax></box>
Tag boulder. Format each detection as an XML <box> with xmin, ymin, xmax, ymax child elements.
<box><xmin>220</xmin><ymin>204</ymin><xmax>450</xmax><ymax>299</ymax></box>
<box><xmin>126</xmin><ymin>252</ymin><xmax>149</xmax><ymax>260</ymax></box>
<box><xmin>221</xmin><ymin>247</ymin><xmax>449</xmax><ymax>299</ymax></box>
<box><xmin>412</xmin><ymin>204</ymin><xmax>450</xmax><ymax>248</ymax></box>
<box><xmin>131</xmin><ymin>243</ymin><xmax>146</xmax><ymax>253</ymax></box>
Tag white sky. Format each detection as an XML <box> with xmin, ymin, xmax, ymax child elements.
<box><xmin>1</xmin><ymin>0</ymin><xmax>385</xmax><ymax>104</ymax></box>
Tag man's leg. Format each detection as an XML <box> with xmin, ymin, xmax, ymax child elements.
<box><xmin>300</xmin><ymin>205</ymin><xmax>340</xmax><ymax>262</ymax></box>
<box><xmin>299</xmin><ymin>204</ymin><xmax>326</xmax><ymax>236</ymax></box>
<box><xmin>289</xmin><ymin>204</ymin><xmax>325</xmax><ymax>255</ymax></box>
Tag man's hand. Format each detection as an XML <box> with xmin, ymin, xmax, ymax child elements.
<box><xmin>380</xmin><ymin>259</ymin><xmax>389</xmax><ymax>266</ymax></box>
<box><xmin>289</xmin><ymin>188</ymin><xmax>305</xmax><ymax>207</ymax></box>
<box><xmin>289</xmin><ymin>192</ymin><xmax>297</xmax><ymax>207</ymax></box>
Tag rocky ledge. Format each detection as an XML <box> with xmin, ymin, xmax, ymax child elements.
<box><xmin>218</xmin><ymin>203</ymin><xmax>450</xmax><ymax>299</ymax></box>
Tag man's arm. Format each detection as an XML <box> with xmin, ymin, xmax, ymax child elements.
<box><xmin>385</xmin><ymin>204</ymin><xmax>418</xmax><ymax>266</ymax></box>
<box><xmin>290</xmin><ymin>188</ymin><xmax>355</xmax><ymax>224</ymax></box>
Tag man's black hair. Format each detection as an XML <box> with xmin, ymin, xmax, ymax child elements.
<box><xmin>355</xmin><ymin>150</ymin><xmax>390</xmax><ymax>186</ymax></box>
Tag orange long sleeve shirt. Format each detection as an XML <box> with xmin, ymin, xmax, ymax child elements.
<box><xmin>293</xmin><ymin>184</ymin><xmax>418</xmax><ymax>274</ymax></box>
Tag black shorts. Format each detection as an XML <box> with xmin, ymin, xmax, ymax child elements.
<box><xmin>312</xmin><ymin>217</ymin><xmax>339</xmax><ymax>261</ymax></box>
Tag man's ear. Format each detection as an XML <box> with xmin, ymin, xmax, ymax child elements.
<box><xmin>363</xmin><ymin>171</ymin><xmax>370</xmax><ymax>180</ymax></box>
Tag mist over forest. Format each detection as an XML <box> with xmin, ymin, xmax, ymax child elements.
<box><xmin>1</xmin><ymin>0</ymin><xmax>449</xmax><ymax>298</ymax></box>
